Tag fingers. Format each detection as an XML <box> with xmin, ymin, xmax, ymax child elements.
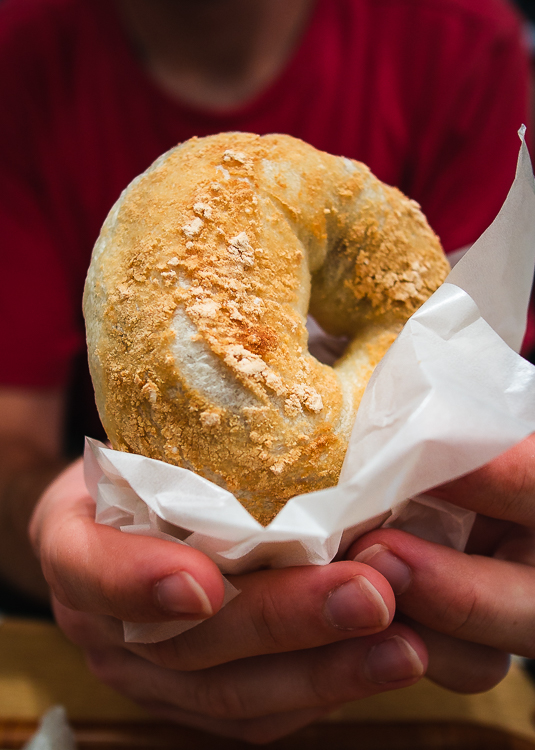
<box><xmin>54</xmin><ymin>560</ymin><xmax>397</xmax><ymax>671</ymax></box>
<box><xmin>31</xmin><ymin>460</ymin><xmax>225</xmax><ymax>621</ymax></box>
<box><xmin>56</xmin><ymin>598</ymin><xmax>425</xmax><ymax>742</ymax></box>
<box><xmin>399</xmin><ymin>617</ymin><xmax>511</xmax><ymax>694</ymax></box>
<box><xmin>350</xmin><ymin>527</ymin><xmax>535</xmax><ymax>657</ymax></box>
<box><xmin>83</xmin><ymin>623</ymin><xmax>426</xmax><ymax>727</ymax></box>
<box><xmin>151</xmin><ymin>562</ymin><xmax>395</xmax><ymax>669</ymax></box>
<box><xmin>430</xmin><ymin>433</ymin><xmax>535</xmax><ymax>526</ymax></box>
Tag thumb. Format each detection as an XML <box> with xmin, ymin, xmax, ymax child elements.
<box><xmin>31</xmin><ymin>459</ymin><xmax>225</xmax><ymax>622</ymax></box>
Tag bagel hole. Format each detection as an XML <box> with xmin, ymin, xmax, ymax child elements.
<box><xmin>306</xmin><ymin>316</ymin><xmax>349</xmax><ymax>366</ymax></box>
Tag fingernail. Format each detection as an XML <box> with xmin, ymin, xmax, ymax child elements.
<box><xmin>155</xmin><ymin>571</ymin><xmax>213</xmax><ymax>618</ymax></box>
<box><xmin>354</xmin><ymin>544</ymin><xmax>412</xmax><ymax>595</ymax></box>
<box><xmin>325</xmin><ymin>575</ymin><xmax>390</xmax><ymax>631</ymax></box>
<box><xmin>365</xmin><ymin>635</ymin><xmax>425</xmax><ymax>684</ymax></box>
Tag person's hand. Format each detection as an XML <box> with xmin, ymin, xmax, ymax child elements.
<box><xmin>30</xmin><ymin>459</ymin><xmax>426</xmax><ymax>743</ymax></box>
<box><xmin>348</xmin><ymin>433</ymin><xmax>535</xmax><ymax>695</ymax></box>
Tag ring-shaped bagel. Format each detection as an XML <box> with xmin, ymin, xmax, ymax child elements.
<box><xmin>84</xmin><ymin>133</ymin><xmax>449</xmax><ymax>524</ymax></box>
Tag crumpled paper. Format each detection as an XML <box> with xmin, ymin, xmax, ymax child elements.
<box><xmin>23</xmin><ymin>707</ymin><xmax>76</xmax><ymax>750</ymax></box>
<box><xmin>85</xmin><ymin>129</ymin><xmax>535</xmax><ymax>643</ymax></box>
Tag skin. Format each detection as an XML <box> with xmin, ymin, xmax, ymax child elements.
<box><xmin>1</xmin><ymin>0</ymin><xmax>533</xmax><ymax>742</ymax></box>
<box><xmin>113</xmin><ymin>0</ymin><xmax>316</xmax><ymax>110</ymax></box>
<box><xmin>31</xmin><ymin>456</ymin><xmax>428</xmax><ymax>742</ymax></box>
<box><xmin>23</xmin><ymin>432</ymin><xmax>535</xmax><ymax>742</ymax></box>
<box><xmin>1</xmin><ymin>0</ymin><xmax>316</xmax><ymax>601</ymax></box>
<box><xmin>3</xmin><ymin>385</ymin><xmax>531</xmax><ymax>741</ymax></box>
<box><xmin>0</xmin><ymin>5</ymin><xmax>431</xmax><ymax>738</ymax></box>
<box><xmin>349</xmin><ymin>437</ymin><xmax>535</xmax><ymax>687</ymax></box>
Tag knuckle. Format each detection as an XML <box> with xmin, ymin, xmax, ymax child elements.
<box><xmin>489</xmin><ymin>458</ymin><xmax>533</xmax><ymax>521</ymax></box>
<box><xmin>438</xmin><ymin>585</ymin><xmax>481</xmax><ymax>638</ymax></box>
<box><xmin>248</xmin><ymin>588</ymin><xmax>289</xmax><ymax>652</ymax></box>
<box><xmin>499</xmin><ymin>484</ymin><xmax>525</xmax><ymax>520</ymax></box>
<box><xmin>451</xmin><ymin>599</ymin><xmax>478</xmax><ymax>636</ymax></box>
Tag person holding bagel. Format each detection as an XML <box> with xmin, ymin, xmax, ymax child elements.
<box><xmin>1</xmin><ymin>0</ymin><xmax>534</xmax><ymax>742</ymax></box>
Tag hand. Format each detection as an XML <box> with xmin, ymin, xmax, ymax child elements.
<box><xmin>347</xmin><ymin>433</ymin><xmax>535</xmax><ymax>695</ymax></box>
<box><xmin>30</xmin><ymin>460</ymin><xmax>426</xmax><ymax>743</ymax></box>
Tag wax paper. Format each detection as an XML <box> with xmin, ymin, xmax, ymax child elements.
<box><xmin>85</xmin><ymin>130</ymin><xmax>535</xmax><ymax>643</ymax></box>
<box><xmin>22</xmin><ymin>707</ymin><xmax>76</xmax><ymax>750</ymax></box>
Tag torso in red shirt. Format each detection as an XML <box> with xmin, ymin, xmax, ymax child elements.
<box><xmin>0</xmin><ymin>0</ymin><xmax>529</xmax><ymax>449</ymax></box>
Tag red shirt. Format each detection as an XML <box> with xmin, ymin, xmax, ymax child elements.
<box><xmin>0</xmin><ymin>0</ymin><xmax>530</xmax><ymax>446</ymax></box>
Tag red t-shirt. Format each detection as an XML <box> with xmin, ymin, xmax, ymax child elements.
<box><xmin>0</xmin><ymin>0</ymin><xmax>530</xmax><ymax>446</ymax></box>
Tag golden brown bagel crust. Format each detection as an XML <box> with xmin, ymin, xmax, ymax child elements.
<box><xmin>84</xmin><ymin>133</ymin><xmax>449</xmax><ymax>524</ymax></box>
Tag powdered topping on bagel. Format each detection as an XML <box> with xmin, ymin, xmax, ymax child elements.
<box><xmin>84</xmin><ymin>133</ymin><xmax>449</xmax><ymax>524</ymax></box>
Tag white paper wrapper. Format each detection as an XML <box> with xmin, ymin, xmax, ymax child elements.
<box><xmin>23</xmin><ymin>707</ymin><xmax>76</xmax><ymax>750</ymax></box>
<box><xmin>85</xmin><ymin>130</ymin><xmax>535</xmax><ymax>643</ymax></box>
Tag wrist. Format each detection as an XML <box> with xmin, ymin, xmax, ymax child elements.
<box><xmin>0</xmin><ymin>437</ymin><xmax>66</xmax><ymax>602</ymax></box>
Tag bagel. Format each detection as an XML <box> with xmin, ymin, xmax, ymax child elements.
<box><xmin>84</xmin><ymin>132</ymin><xmax>449</xmax><ymax>525</ymax></box>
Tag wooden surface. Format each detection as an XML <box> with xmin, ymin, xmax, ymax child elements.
<box><xmin>1</xmin><ymin>616</ymin><xmax>535</xmax><ymax>747</ymax></box>
<box><xmin>1</xmin><ymin>719</ymin><xmax>535</xmax><ymax>749</ymax></box>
